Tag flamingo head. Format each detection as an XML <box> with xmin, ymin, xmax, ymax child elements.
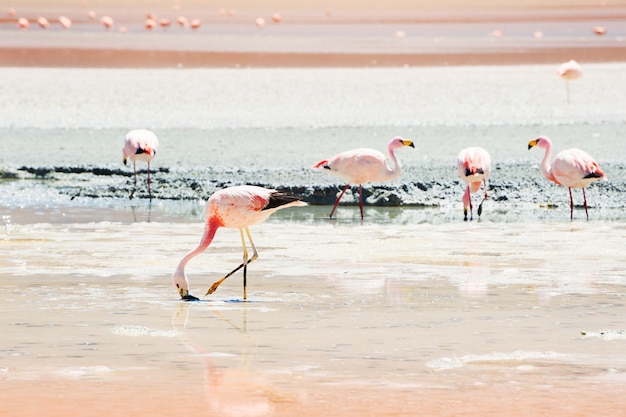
<box><xmin>388</xmin><ymin>136</ymin><xmax>415</xmax><ymax>150</ymax></box>
<box><xmin>528</xmin><ymin>136</ymin><xmax>551</xmax><ymax>150</ymax></box>
<box><xmin>173</xmin><ymin>270</ymin><xmax>199</xmax><ymax>301</ymax></box>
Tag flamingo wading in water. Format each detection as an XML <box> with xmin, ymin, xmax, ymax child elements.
<box><xmin>123</xmin><ymin>129</ymin><xmax>159</xmax><ymax>199</ymax></box>
<box><xmin>172</xmin><ymin>185</ymin><xmax>307</xmax><ymax>301</ymax></box>
<box><xmin>313</xmin><ymin>136</ymin><xmax>414</xmax><ymax>220</ymax></box>
<box><xmin>528</xmin><ymin>136</ymin><xmax>606</xmax><ymax>221</ymax></box>
<box><xmin>457</xmin><ymin>147</ymin><xmax>491</xmax><ymax>221</ymax></box>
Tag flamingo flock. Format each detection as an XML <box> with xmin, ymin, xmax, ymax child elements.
<box><xmin>5</xmin><ymin>7</ymin><xmax>285</xmax><ymax>32</ymax></box>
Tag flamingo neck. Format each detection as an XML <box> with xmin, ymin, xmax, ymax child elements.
<box><xmin>173</xmin><ymin>218</ymin><xmax>221</xmax><ymax>292</ymax></box>
<box><xmin>384</xmin><ymin>146</ymin><xmax>402</xmax><ymax>182</ymax></box>
<box><xmin>539</xmin><ymin>145</ymin><xmax>554</xmax><ymax>183</ymax></box>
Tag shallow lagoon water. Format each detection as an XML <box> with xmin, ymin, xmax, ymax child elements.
<box><xmin>1</xmin><ymin>219</ymin><xmax>625</xmax><ymax>416</ymax></box>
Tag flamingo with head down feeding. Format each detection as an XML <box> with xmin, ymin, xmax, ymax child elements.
<box><xmin>313</xmin><ymin>136</ymin><xmax>414</xmax><ymax>220</ymax></box>
<box><xmin>528</xmin><ymin>136</ymin><xmax>606</xmax><ymax>220</ymax></box>
<box><xmin>457</xmin><ymin>147</ymin><xmax>491</xmax><ymax>221</ymax></box>
<box><xmin>123</xmin><ymin>129</ymin><xmax>159</xmax><ymax>199</ymax></box>
<box><xmin>172</xmin><ymin>185</ymin><xmax>307</xmax><ymax>301</ymax></box>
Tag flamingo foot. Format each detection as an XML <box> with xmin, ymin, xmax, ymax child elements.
<box><xmin>463</xmin><ymin>208</ymin><xmax>468</xmax><ymax>222</ymax></box>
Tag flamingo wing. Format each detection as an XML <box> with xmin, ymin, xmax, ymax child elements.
<box><xmin>321</xmin><ymin>148</ymin><xmax>388</xmax><ymax>184</ymax></box>
<box><xmin>552</xmin><ymin>149</ymin><xmax>606</xmax><ymax>188</ymax></box>
<box><xmin>457</xmin><ymin>147</ymin><xmax>491</xmax><ymax>189</ymax></box>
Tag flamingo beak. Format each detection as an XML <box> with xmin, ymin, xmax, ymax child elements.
<box><xmin>123</xmin><ymin>156</ymin><xmax>127</xmax><ymax>166</ymax></box>
<box><xmin>403</xmin><ymin>140</ymin><xmax>415</xmax><ymax>148</ymax></box>
<box><xmin>528</xmin><ymin>139</ymin><xmax>538</xmax><ymax>150</ymax></box>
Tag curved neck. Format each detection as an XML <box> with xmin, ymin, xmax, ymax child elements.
<box><xmin>383</xmin><ymin>147</ymin><xmax>402</xmax><ymax>182</ymax></box>
<box><xmin>539</xmin><ymin>145</ymin><xmax>553</xmax><ymax>182</ymax></box>
<box><xmin>174</xmin><ymin>218</ymin><xmax>220</xmax><ymax>279</ymax></box>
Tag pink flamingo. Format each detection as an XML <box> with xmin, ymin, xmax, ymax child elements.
<box><xmin>255</xmin><ymin>17</ymin><xmax>266</xmax><ymax>29</ymax></box>
<box><xmin>190</xmin><ymin>19</ymin><xmax>201</xmax><ymax>29</ymax></box>
<box><xmin>557</xmin><ymin>59</ymin><xmax>582</xmax><ymax>103</ymax></box>
<box><xmin>17</xmin><ymin>17</ymin><xmax>29</xmax><ymax>29</ymax></box>
<box><xmin>122</xmin><ymin>129</ymin><xmax>159</xmax><ymax>199</ymax></box>
<box><xmin>58</xmin><ymin>15</ymin><xmax>71</xmax><ymax>29</ymax></box>
<box><xmin>145</xmin><ymin>18</ymin><xmax>156</xmax><ymax>30</ymax></box>
<box><xmin>457</xmin><ymin>147</ymin><xmax>491</xmax><ymax>221</ymax></box>
<box><xmin>313</xmin><ymin>136</ymin><xmax>414</xmax><ymax>220</ymax></box>
<box><xmin>100</xmin><ymin>15</ymin><xmax>114</xmax><ymax>30</ymax></box>
<box><xmin>37</xmin><ymin>17</ymin><xmax>49</xmax><ymax>29</ymax></box>
<box><xmin>528</xmin><ymin>136</ymin><xmax>606</xmax><ymax>221</ymax></box>
<box><xmin>177</xmin><ymin>16</ymin><xmax>188</xmax><ymax>28</ymax></box>
<box><xmin>172</xmin><ymin>185</ymin><xmax>307</xmax><ymax>301</ymax></box>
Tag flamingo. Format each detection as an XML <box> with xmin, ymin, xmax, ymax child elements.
<box><xmin>190</xmin><ymin>19</ymin><xmax>201</xmax><ymax>29</ymax></box>
<box><xmin>58</xmin><ymin>15</ymin><xmax>71</xmax><ymax>29</ymax></box>
<box><xmin>313</xmin><ymin>136</ymin><xmax>414</xmax><ymax>220</ymax></box>
<box><xmin>122</xmin><ymin>129</ymin><xmax>159</xmax><ymax>199</ymax></box>
<box><xmin>17</xmin><ymin>17</ymin><xmax>29</xmax><ymax>29</ymax></box>
<box><xmin>100</xmin><ymin>15</ymin><xmax>114</xmax><ymax>30</ymax></box>
<box><xmin>457</xmin><ymin>147</ymin><xmax>491</xmax><ymax>221</ymax></box>
<box><xmin>255</xmin><ymin>17</ymin><xmax>266</xmax><ymax>29</ymax></box>
<box><xmin>528</xmin><ymin>136</ymin><xmax>607</xmax><ymax>221</ymax></box>
<box><xmin>172</xmin><ymin>185</ymin><xmax>307</xmax><ymax>301</ymax></box>
<box><xmin>557</xmin><ymin>59</ymin><xmax>582</xmax><ymax>103</ymax></box>
<box><xmin>37</xmin><ymin>17</ymin><xmax>49</xmax><ymax>29</ymax></box>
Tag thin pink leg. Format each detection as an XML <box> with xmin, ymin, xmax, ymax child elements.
<box><xmin>568</xmin><ymin>187</ymin><xmax>574</xmax><ymax>221</ymax></box>
<box><xmin>147</xmin><ymin>161</ymin><xmax>152</xmax><ymax>199</ymax></box>
<box><xmin>582</xmin><ymin>187</ymin><xmax>589</xmax><ymax>221</ymax></box>
<box><xmin>358</xmin><ymin>184</ymin><xmax>364</xmax><ymax>220</ymax></box>
<box><xmin>329</xmin><ymin>184</ymin><xmax>351</xmax><ymax>218</ymax></box>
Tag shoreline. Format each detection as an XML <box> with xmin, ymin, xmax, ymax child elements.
<box><xmin>3</xmin><ymin>45</ymin><xmax>626</xmax><ymax>68</ymax></box>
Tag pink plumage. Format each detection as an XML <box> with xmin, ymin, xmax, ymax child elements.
<box><xmin>313</xmin><ymin>136</ymin><xmax>414</xmax><ymax>220</ymax></box>
<box><xmin>528</xmin><ymin>135</ymin><xmax>606</xmax><ymax>220</ymax></box>
<box><xmin>123</xmin><ymin>129</ymin><xmax>159</xmax><ymax>198</ymax></box>
<box><xmin>172</xmin><ymin>185</ymin><xmax>307</xmax><ymax>301</ymax></box>
<box><xmin>457</xmin><ymin>147</ymin><xmax>491</xmax><ymax>221</ymax></box>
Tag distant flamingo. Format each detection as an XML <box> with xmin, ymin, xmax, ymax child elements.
<box><xmin>177</xmin><ymin>16</ymin><xmax>188</xmax><ymax>28</ymax></box>
<box><xmin>145</xmin><ymin>18</ymin><xmax>156</xmax><ymax>30</ymax></box>
<box><xmin>313</xmin><ymin>136</ymin><xmax>414</xmax><ymax>220</ymax></box>
<box><xmin>172</xmin><ymin>185</ymin><xmax>307</xmax><ymax>301</ymax></box>
<box><xmin>87</xmin><ymin>10</ymin><xmax>96</xmax><ymax>20</ymax></box>
<box><xmin>37</xmin><ymin>17</ymin><xmax>49</xmax><ymax>29</ymax></box>
<box><xmin>58</xmin><ymin>16</ymin><xmax>71</xmax><ymax>29</ymax></box>
<box><xmin>17</xmin><ymin>17</ymin><xmax>28</xmax><ymax>29</ymax></box>
<box><xmin>159</xmin><ymin>18</ymin><xmax>171</xmax><ymax>29</ymax></box>
<box><xmin>557</xmin><ymin>59</ymin><xmax>582</xmax><ymax>103</ymax></box>
<box><xmin>457</xmin><ymin>147</ymin><xmax>491</xmax><ymax>221</ymax></box>
<box><xmin>593</xmin><ymin>26</ymin><xmax>607</xmax><ymax>35</ymax></box>
<box><xmin>255</xmin><ymin>17</ymin><xmax>266</xmax><ymax>29</ymax></box>
<box><xmin>190</xmin><ymin>19</ymin><xmax>201</xmax><ymax>29</ymax></box>
<box><xmin>100</xmin><ymin>15</ymin><xmax>114</xmax><ymax>30</ymax></box>
<box><xmin>123</xmin><ymin>129</ymin><xmax>159</xmax><ymax>199</ymax></box>
<box><xmin>271</xmin><ymin>13</ymin><xmax>282</xmax><ymax>23</ymax></box>
<box><xmin>528</xmin><ymin>136</ymin><xmax>606</xmax><ymax>221</ymax></box>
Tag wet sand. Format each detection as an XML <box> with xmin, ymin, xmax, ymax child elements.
<box><xmin>1</xmin><ymin>220</ymin><xmax>626</xmax><ymax>416</ymax></box>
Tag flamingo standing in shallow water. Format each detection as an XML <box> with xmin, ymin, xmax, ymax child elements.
<box><xmin>528</xmin><ymin>136</ymin><xmax>606</xmax><ymax>221</ymax></box>
<box><xmin>457</xmin><ymin>147</ymin><xmax>491</xmax><ymax>221</ymax></box>
<box><xmin>557</xmin><ymin>59</ymin><xmax>582</xmax><ymax>104</ymax></box>
<box><xmin>123</xmin><ymin>129</ymin><xmax>159</xmax><ymax>199</ymax></box>
<box><xmin>313</xmin><ymin>136</ymin><xmax>414</xmax><ymax>220</ymax></box>
<box><xmin>172</xmin><ymin>185</ymin><xmax>307</xmax><ymax>301</ymax></box>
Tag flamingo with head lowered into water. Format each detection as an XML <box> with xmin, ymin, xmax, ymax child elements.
<box><xmin>172</xmin><ymin>185</ymin><xmax>307</xmax><ymax>301</ymax></box>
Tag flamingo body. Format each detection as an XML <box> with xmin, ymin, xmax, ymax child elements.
<box><xmin>528</xmin><ymin>136</ymin><xmax>606</xmax><ymax>220</ymax></box>
<box><xmin>457</xmin><ymin>147</ymin><xmax>491</xmax><ymax>221</ymax></box>
<box><xmin>172</xmin><ymin>185</ymin><xmax>307</xmax><ymax>301</ymax></box>
<box><xmin>313</xmin><ymin>136</ymin><xmax>414</xmax><ymax>219</ymax></box>
<box><xmin>123</xmin><ymin>129</ymin><xmax>158</xmax><ymax>198</ymax></box>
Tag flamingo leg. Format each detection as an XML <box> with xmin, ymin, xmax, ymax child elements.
<box><xmin>206</xmin><ymin>228</ymin><xmax>259</xmax><ymax>298</ymax></box>
<box><xmin>568</xmin><ymin>187</ymin><xmax>574</xmax><ymax>221</ymax></box>
<box><xmin>477</xmin><ymin>180</ymin><xmax>488</xmax><ymax>218</ymax></box>
<box><xmin>582</xmin><ymin>188</ymin><xmax>589</xmax><ymax>221</ymax></box>
<box><xmin>130</xmin><ymin>161</ymin><xmax>138</xmax><ymax>199</ymax></box>
<box><xmin>358</xmin><ymin>184</ymin><xmax>364</xmax><ymax>220</ymax></box>
<box><xmin>329</xmin><ymin>184</ymin><xmax>351</xmax><ymax>218</ymax></box>
<box><xmin>147</xmin><ymin>161</ymin><xmax>152</xmax><ymax>199</ymax></box>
